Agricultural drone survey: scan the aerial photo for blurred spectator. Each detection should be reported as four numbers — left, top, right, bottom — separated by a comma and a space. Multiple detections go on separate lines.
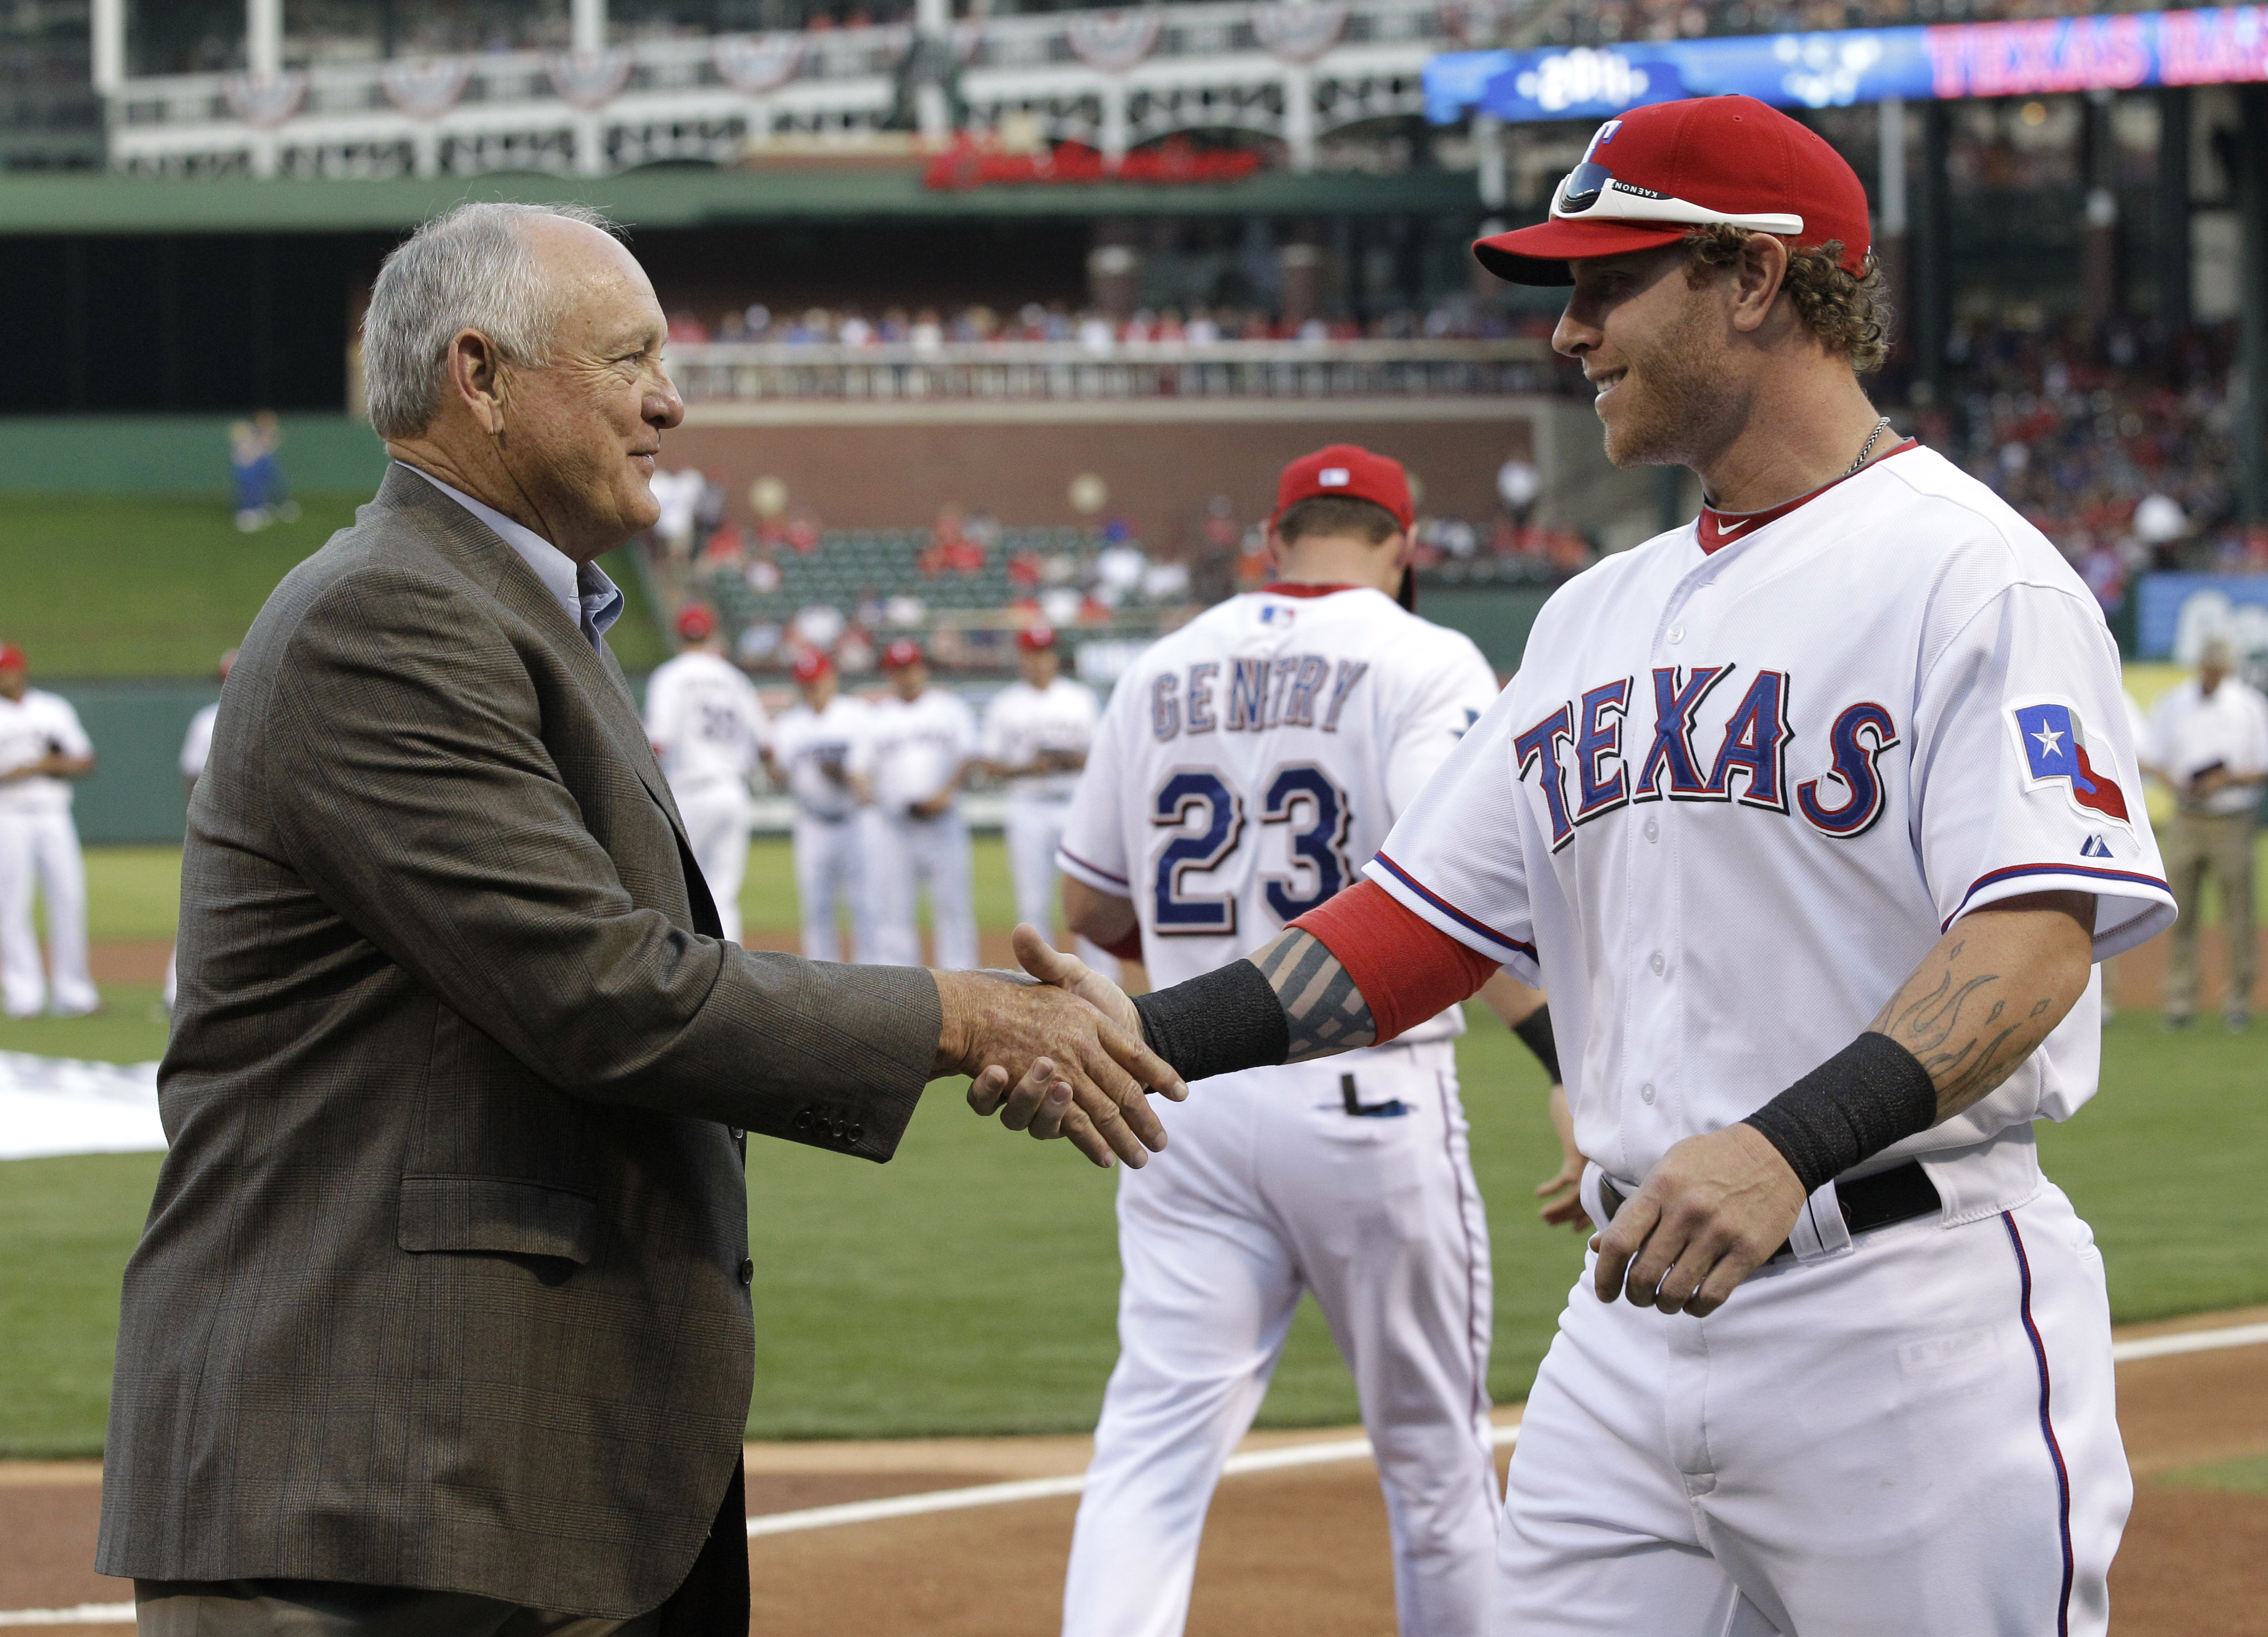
229, 414, 296, 533
649, 465, 704, 561
0, 642, 98, 1019
1497, 454, 1541, 527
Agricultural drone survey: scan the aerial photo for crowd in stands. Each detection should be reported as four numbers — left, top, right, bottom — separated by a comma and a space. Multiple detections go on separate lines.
1916, 317, 2264, 614
1545, 0, 2181, 47
665, 299, 1553, 349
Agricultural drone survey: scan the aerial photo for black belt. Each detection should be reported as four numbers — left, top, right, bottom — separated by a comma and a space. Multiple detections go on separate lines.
1597, 1160, 1940, 1265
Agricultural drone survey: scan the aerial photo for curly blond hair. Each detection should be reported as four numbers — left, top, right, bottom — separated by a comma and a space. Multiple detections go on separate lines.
1682, 225, 1891, 375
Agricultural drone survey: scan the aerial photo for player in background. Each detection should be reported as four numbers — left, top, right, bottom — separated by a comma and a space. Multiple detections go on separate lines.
991, 99, 2174, 1637
0, 642, 99, 1018
1053, 446, 1580, 1637
763, 648, 876, 962
857, 639, 979, 969
165, 647, 237, 1010
981, 624, 1121, 981
643, 602, 768, 943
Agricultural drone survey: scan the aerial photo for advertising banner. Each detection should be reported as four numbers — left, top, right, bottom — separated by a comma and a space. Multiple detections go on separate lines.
1425, 4, 2268, 123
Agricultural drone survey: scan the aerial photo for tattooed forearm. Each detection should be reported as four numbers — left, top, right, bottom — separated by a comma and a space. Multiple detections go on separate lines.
1251, 929, 1379, 1061
1866, 892, 2093, 1122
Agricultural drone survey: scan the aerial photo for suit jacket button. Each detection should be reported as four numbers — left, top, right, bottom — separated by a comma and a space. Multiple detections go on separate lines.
846, 1122, 864, 1145
729, 1126, 745, 1142
737, 1258, 754, 1285
793, 1109, 813, 1131
830, 1116, 846, 1140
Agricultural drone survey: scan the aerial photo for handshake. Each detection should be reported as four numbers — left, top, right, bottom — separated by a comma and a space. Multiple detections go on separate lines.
930, 925, 1186, 1169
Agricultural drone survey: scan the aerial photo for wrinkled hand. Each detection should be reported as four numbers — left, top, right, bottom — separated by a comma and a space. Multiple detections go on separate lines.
1007, 923, 1141, 1037
937, 958, 1183, 1171
1590, 1123, 1806, 1316
1535, 1083, 1589, 1231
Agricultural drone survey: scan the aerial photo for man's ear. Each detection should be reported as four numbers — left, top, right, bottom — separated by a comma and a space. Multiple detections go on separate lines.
445, 329, 510, 436
1262, 521, 1286, 573
1727, 234, 1791, 336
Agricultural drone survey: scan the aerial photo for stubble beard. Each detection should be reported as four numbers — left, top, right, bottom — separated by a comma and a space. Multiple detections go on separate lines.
1599, 293, 1735, 472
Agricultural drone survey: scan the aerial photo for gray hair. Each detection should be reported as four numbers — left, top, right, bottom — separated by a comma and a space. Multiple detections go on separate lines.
362, 200, 619, 440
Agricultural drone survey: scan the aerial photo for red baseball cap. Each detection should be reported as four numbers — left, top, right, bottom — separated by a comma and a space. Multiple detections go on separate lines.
791, 648, 834, 683
1473, 96, 1872, 286
675, 603, 718, 642
0, 642, 23, 671
881, 638, 925, 670
1017, 623, 1058, 652
1274, 444, 1414, 533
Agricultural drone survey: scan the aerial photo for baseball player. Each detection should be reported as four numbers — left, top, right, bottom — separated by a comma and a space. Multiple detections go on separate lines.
1052, 445, 1578, 1637
0, 642, 99, 1018
165, 648, 237, 1010
981, 624, 1120, 979
997, 97, 2174, 1636
857, 638, 979, 969
762, 648, 876, 961
643, 602, 768, 943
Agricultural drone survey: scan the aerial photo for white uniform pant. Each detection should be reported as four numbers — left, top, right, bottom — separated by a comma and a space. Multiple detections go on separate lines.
791, 812, 870, 963
673, 783, 750, 945
1006, 793, 1120, 981
869, 808, 976, 970
1497, 1177, 2128, 1637
1064, 1042, 1497, 1637
0, 809, 98, 1017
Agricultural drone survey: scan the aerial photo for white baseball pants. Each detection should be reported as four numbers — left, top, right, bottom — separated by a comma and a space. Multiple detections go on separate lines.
673, 783, 750, 945
0, 809, 98, 1017
791, 812, 870, 962
1064, 1042, 1497, 1637
869, 808, 977, 970
1497, 1176, 2128, 1636
1006, 794, 1120, 980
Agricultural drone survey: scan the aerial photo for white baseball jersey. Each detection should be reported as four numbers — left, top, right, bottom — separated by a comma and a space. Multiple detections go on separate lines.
643, 651, 768, 798
0, 689, 93, 815
855, 688, 977, 815
982, 675, 1102, 801
1368, 444, 2175, 1204
1059, 584, 1500, 1045
180, 703, 219, 783
767, 695, 871, 821
2145, 674, 2268, 816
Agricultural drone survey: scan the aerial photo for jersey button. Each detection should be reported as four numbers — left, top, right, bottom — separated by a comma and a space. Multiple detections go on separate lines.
1667, 625, 1686, 644
1643, 818, 1659, 843
1649, 950, 1666, 975
1640, 1082, 1657, 1105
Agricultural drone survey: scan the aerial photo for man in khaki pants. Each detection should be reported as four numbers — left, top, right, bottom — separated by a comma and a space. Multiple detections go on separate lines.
2145, 636, 2268, 1029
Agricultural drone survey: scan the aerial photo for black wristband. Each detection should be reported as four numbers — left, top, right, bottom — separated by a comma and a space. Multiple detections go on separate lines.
1511, 1006, 1562, 1085
1740, 1032, 1939, 1196
1132, 959, 1290, 1085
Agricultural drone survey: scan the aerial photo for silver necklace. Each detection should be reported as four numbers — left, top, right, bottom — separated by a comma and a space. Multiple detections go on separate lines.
1841, 416, 1894, 481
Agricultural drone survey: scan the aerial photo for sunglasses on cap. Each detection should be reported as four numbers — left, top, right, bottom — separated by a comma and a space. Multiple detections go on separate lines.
1552, 159, 1803, 238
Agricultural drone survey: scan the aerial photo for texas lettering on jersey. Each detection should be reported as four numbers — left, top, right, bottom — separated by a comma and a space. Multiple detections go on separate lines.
1515, 662, 1902, 849
1149, 656, 1370, 741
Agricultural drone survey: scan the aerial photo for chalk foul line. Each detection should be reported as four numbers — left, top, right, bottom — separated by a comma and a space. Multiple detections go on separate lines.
6, 1318, 2262, 1624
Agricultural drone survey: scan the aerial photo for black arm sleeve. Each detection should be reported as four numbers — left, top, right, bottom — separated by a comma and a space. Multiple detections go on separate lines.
1131, 959, 1290, 1085
1740, 1032, 1939, 1195
1510, 1005, 1561, 1085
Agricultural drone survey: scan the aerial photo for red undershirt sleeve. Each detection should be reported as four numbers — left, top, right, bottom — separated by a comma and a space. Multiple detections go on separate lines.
1289, 879, 1501, 1045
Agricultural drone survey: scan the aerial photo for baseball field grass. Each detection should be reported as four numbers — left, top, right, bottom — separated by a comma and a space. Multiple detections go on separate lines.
0, 492, 666, 676
2, 838, 2264, 1458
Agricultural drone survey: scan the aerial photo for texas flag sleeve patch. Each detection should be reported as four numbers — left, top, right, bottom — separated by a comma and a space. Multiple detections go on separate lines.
2010, 699, 2130, 824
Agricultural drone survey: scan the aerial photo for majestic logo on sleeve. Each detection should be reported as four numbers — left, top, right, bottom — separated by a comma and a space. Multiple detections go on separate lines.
2009, 698, 2130, 824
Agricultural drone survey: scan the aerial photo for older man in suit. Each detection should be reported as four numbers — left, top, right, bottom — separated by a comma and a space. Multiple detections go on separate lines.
97, 201, 1177, 1636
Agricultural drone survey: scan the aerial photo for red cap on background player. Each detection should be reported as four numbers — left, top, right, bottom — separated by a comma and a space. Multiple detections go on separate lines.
1274, 444, 1415, 533
1016, 624, 1058, 652
881, 638, 925, 670
791, 649, 833, 683
1472, 96, 1872, 287
0, 642, 24, 671
674, 603, 718, 643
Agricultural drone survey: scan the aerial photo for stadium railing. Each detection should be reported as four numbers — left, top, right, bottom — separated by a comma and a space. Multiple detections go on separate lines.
664, 337, 1555, 403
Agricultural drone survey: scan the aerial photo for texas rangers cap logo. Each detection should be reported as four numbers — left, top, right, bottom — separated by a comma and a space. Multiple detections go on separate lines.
2007, 698, 2129, 824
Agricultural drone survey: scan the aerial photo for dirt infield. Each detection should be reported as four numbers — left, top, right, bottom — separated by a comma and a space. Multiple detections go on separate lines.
6, 1310, 2263, 1634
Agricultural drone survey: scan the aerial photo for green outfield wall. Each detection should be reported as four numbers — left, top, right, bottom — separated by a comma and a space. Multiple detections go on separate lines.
0, 415, 388, 497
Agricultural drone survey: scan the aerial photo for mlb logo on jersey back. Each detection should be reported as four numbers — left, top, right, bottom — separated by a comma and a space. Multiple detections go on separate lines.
1260, 605, 1296, 626
2008, 698, 2129, 824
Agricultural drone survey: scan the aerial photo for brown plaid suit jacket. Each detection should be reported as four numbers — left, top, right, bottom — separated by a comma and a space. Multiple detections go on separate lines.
96, 464, 940, 1617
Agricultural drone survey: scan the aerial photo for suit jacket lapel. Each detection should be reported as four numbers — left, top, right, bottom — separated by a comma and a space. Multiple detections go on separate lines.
375, 466, 696, 848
